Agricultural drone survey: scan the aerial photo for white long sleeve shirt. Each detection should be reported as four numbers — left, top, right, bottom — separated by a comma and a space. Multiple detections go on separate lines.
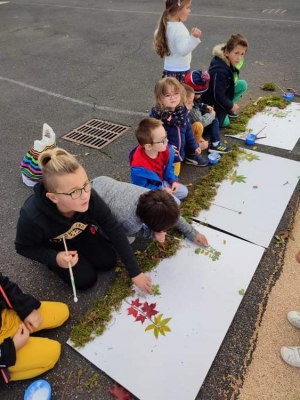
164, 22, 200, 71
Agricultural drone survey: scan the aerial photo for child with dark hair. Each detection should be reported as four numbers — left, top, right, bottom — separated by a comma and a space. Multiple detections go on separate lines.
15, 148, 152, 294
154, 0, 201, 83
184, 71, 232, 154
92, 176, 208, 246
201, 34, 249, 128
129, 118, 188, 205
0, 272, 69, 384
150, 77, 208, 176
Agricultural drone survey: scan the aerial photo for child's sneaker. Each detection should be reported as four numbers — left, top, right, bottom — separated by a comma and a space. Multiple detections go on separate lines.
209, 142, 232, 154
184, 154, 209, 167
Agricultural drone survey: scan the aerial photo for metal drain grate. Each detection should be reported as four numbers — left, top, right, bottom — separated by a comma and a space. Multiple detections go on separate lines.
62, 119, 130, 150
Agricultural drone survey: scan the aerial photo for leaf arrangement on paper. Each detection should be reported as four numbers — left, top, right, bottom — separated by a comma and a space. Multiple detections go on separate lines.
126, 298, 172, 339
194, 246, 221, 261
228, 170, 247, 185
238, 152, 260, 162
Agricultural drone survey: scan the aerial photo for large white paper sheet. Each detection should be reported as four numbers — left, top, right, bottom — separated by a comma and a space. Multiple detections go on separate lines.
194, 151, 300, 248
225, 102, 300, 150
68, 223, 264, 400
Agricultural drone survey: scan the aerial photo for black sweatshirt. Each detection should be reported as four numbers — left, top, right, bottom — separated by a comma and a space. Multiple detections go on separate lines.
15, 183, 141, 278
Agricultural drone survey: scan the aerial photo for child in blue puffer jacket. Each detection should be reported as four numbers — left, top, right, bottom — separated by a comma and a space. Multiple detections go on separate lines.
150, 77, 208, 176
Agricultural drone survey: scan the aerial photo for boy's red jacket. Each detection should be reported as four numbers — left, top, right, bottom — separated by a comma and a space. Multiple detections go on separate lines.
0, 273, 40, 384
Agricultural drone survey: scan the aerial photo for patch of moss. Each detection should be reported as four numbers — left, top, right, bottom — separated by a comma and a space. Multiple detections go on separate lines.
225, 95, 289, 136
260, 82, 276, 91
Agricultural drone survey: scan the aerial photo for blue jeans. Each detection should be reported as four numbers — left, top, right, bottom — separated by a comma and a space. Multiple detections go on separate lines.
204, 118, 220, 143
162, 181, 188, 205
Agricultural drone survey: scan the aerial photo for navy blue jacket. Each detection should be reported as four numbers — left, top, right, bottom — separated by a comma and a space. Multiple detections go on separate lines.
202, 44, 239, 126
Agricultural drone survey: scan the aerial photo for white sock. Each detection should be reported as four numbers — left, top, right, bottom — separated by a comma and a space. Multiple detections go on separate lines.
212, 141, 220, 147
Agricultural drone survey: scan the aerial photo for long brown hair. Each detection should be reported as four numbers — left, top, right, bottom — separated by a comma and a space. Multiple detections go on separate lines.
154, 0, 191, 58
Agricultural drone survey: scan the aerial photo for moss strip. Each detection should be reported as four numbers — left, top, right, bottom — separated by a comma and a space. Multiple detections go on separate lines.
224, 95, 289, 136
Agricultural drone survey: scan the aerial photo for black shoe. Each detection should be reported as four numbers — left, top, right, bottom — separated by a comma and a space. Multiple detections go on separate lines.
228, 111, 239, 118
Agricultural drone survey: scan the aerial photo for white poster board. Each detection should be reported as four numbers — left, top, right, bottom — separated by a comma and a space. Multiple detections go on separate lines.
194, 151, 300, 248
225, 102, 300, 150
68, 223, 264, 400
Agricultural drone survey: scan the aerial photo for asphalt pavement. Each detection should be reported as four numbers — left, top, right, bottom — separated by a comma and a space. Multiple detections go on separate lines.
0, 1, 300, 399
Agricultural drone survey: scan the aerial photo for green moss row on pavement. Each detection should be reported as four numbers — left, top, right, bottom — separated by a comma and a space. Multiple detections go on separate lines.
224, 95, 289, 136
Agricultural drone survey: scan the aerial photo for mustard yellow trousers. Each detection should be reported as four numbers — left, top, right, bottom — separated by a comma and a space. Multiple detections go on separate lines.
0, 301, 69, 381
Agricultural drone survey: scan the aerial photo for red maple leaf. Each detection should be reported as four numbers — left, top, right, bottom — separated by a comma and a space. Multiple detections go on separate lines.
141, 302, 158, 318
135, 314, 146, 324
127, 307, 138, 318
109, 383, 132, 400
131, 298, 142, 307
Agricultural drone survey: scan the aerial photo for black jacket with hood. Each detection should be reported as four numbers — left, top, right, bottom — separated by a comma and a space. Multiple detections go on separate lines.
202, 44, 239, 126
0, 273, 41, 384
15, 182, 141, 278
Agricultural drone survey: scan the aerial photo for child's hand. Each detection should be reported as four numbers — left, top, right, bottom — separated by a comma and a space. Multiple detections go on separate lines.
132, 273, 152, 294
296, 250, 300, 263
231, 103, 239, 112
163, 187, 173, 195
56, 250, 78, 269
24, 310, 42, 332
194, 233, 209, 247
171, 182, 179, 194
191, 28, 201, 38
206, 105, 214, 113
13, 324, 30, 351
195, 147, 202, 155
154, 231, 166, 243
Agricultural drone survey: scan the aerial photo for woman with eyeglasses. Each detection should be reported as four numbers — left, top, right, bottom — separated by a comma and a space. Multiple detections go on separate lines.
15, 148, 152, 294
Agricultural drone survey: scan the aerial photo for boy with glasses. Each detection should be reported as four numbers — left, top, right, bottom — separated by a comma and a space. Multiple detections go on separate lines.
129, 118, 188, 205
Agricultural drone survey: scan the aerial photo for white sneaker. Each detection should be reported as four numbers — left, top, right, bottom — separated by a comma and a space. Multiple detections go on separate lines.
281, 346, 300, 367
287, 311, 300, 329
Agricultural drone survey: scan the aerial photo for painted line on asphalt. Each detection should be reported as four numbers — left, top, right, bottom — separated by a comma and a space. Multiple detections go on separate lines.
8, 2, 300, 23
0, 76, 148, 117
0, 1, 10, 4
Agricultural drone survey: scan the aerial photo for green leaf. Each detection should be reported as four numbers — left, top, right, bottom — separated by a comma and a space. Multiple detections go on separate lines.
154, 326, 159, 339
162, 325, 171, 332
145, 324, 154, 331
195, 248, 201, 254
159, 317, 172, 327
152, 284, 161, 296
159, 328, 166, 336
238, 289, 245, 295
154, 313, 163, 324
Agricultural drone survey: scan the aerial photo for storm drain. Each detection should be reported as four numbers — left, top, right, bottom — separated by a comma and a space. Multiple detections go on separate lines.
61, 119, 130, 150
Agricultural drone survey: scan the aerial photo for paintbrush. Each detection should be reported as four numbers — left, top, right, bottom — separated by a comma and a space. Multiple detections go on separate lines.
62, 236, 78, 303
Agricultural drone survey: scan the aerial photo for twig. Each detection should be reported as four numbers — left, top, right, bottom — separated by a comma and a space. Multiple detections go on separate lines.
61, 370, 73, 400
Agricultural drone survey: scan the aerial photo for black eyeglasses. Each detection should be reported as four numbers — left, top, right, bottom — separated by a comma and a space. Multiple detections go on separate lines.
51, 180, 93, 200
152, 136, 168, 145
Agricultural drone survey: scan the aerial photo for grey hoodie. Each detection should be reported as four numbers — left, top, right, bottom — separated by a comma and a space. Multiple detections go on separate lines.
92, 177, 198, 242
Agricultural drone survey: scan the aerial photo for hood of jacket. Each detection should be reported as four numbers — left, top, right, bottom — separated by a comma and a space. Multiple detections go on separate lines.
211, 44, 230, 67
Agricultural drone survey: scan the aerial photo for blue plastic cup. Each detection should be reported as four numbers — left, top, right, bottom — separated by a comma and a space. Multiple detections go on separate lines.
245, 133, 256, 145
208, 153, 221, 165
24, 379, 52, 400
283, 92, 294, 101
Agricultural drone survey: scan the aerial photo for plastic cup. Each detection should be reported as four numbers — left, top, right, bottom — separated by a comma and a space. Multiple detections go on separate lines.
208, 153, 221, 165
283, 92, 294, 101
24, 379, 52, 400
245, 133, 256, 145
